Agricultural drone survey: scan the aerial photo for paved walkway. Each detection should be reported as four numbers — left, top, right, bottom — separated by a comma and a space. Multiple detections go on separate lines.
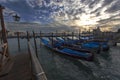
0, 53, 32, 80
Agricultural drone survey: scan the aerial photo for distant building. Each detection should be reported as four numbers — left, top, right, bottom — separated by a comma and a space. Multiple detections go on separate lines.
93, 26, 101, 35
117, 28, 120, 33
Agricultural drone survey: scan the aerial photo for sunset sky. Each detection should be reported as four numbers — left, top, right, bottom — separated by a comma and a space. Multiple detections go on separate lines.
0, 0, 120, 31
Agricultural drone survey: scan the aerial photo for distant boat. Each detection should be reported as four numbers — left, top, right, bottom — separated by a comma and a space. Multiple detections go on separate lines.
56, 37, 100, 53
41, 37, 94, 61
78, 36, 110, 51
81, 39, 110, 52
56, 37, 109, 53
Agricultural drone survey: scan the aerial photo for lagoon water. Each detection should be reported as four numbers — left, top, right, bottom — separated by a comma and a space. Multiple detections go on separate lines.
8, 38, 120, 80
6, 23, 120, 80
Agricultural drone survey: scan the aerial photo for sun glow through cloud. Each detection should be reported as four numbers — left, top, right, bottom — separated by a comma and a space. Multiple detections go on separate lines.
74, 14, 98, 26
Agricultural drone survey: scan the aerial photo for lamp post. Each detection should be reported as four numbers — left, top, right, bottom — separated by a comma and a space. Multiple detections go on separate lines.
13, 14, 21, 51
0, 5, 10, 57
0, 5, 7, 43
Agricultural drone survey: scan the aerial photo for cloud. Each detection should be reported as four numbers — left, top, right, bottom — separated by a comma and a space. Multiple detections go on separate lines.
1, 0, 120, 31
0, 0, 23, 3
0, 0, 7, 3
106, 0, 120, 13
20, 0, 120, 25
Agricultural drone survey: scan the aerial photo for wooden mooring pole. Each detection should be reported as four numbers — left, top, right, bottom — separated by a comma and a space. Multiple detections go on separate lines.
62, 32, 64, 39
33, 31, 38, 58
27, 31, 30, 42
51, 32, 54, 47
79, 29, 81, 40
17, 32, 21, 51
64, 32, 66, 41
72, 32, 74, 40
56, 30, 58, 37
27, 31, 30, 52
40, 31, 42, 48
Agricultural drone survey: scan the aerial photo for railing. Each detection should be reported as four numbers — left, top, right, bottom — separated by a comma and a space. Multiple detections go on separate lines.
28, 41, 47, 80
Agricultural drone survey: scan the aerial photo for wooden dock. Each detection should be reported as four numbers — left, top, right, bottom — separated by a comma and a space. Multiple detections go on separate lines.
0, 5, 46, 80
0, 31, 48, 80
0, 52, 32, 80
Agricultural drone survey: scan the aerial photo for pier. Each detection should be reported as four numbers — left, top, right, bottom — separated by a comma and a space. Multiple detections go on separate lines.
0, 5, 47, 80
0, 35, 48, 80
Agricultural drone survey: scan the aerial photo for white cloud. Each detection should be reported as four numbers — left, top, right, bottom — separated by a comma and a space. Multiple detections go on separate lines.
0, 0, 7, 3
26, 0, 42, 8
3, 7, 18, 16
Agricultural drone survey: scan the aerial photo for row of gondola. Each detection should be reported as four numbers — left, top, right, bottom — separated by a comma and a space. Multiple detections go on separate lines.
40, 36, 110, 61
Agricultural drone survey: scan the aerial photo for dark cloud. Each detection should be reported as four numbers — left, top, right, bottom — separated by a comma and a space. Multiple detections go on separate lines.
106, 1, 120, 13
44, 0, 51, 4
90, 7, 102, 15
80, 0, 85, 3
95, 12, 100, 16
88, 0, 100, 8
102, 0, 114, 7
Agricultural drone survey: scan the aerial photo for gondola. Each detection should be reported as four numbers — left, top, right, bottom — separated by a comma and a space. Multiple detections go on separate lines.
41, 37, 94, 61
56, 37, 100, 53
81, 39, 110, 51
57, 37, 109, 52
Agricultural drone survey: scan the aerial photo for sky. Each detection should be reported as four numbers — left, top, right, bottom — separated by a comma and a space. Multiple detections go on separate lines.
0, 0, 120, 31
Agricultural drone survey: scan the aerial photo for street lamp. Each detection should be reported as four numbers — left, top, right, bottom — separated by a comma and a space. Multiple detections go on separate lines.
13, 14, 20, 22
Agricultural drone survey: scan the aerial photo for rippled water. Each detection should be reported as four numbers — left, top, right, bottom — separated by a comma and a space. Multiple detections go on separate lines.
37, 41, 120, 80
8, 38, 120, 80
